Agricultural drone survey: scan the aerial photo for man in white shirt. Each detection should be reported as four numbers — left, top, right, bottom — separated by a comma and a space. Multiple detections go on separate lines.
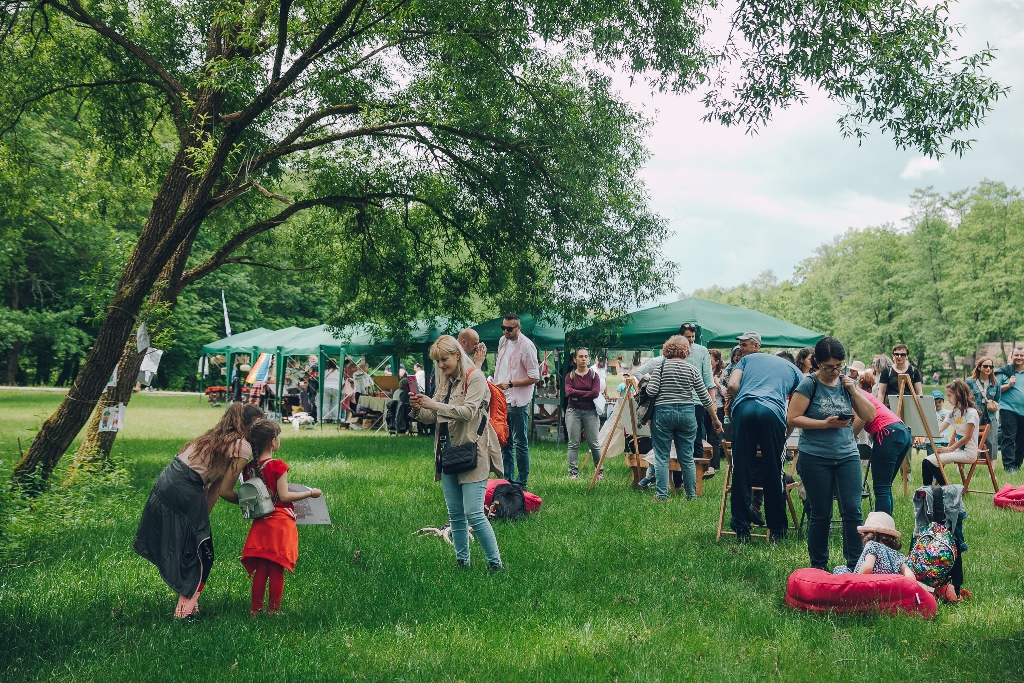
493, 314, 541, 488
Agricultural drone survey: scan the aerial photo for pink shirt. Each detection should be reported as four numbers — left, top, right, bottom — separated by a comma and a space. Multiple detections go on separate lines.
861, 389, 902, 438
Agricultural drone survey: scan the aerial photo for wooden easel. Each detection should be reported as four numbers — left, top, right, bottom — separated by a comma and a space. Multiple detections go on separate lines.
589, 383, 642, 489
894, 373, 947, 490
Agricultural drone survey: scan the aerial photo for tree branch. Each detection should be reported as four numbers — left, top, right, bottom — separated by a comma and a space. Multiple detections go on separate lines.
219, 257, 324, 273
49, 0, 188, 99
272, 0, 292, 82
0, 78, 161, 138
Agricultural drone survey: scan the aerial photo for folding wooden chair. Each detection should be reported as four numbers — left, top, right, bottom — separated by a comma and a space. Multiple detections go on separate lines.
960, 424, 999, 495
717, 442, 800, 541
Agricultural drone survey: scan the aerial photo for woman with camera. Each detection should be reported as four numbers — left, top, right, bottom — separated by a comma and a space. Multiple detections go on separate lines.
410, 335, 504, 570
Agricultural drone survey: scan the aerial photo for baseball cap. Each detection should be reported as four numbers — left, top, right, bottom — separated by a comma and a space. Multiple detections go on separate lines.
736, 332, 761, 343
931, 390, 945, 400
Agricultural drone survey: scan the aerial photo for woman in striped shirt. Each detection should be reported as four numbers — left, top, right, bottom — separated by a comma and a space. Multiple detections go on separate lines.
628, 336, 723, 500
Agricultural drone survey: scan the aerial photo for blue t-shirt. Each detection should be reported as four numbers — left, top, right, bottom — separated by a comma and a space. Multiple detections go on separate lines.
731, 353, 803, 424
794, 375, 859, 460
998, 369, 1024, 415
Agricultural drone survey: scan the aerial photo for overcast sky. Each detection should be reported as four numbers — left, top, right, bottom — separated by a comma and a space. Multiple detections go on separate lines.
617, 0, 1024, 301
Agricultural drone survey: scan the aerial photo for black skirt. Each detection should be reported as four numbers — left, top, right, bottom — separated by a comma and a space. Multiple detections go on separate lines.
133, 457, 213, 597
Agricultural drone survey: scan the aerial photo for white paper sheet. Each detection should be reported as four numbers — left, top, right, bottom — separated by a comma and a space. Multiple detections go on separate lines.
287, 484, 331, 525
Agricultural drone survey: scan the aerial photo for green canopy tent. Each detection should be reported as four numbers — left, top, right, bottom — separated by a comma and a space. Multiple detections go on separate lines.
199, 327, 274, 399
572, 298, 824, 350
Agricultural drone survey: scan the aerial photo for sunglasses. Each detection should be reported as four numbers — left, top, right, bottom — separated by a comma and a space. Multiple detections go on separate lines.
501, 326, 518, 332
981, 364, 993, 369
893, 352, 908, 357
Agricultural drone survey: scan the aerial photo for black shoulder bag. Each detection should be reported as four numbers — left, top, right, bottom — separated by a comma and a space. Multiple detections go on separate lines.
438, 378, 486, 475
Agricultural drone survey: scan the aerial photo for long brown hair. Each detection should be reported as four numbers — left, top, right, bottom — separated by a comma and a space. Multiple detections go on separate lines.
972, 356, 994, 382
184, 403, 264, 470
945, 379, 977, 413
247, 419, 281, 456
709, 348, 724, 374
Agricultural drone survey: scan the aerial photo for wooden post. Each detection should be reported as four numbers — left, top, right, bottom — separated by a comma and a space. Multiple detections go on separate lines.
590, 384, 635, 489
895, 373, 947, 487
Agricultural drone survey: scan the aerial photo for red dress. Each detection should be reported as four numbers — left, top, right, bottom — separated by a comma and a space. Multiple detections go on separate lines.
240, 458, 299, 573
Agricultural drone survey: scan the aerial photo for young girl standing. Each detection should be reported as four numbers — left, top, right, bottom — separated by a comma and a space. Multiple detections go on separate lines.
231, 419, 321, 614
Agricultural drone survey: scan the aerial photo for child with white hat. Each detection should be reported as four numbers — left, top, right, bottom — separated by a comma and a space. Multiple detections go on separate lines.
832, 511, 916, 579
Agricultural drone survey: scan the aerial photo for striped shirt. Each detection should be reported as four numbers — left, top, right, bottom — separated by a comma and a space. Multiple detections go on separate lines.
635, 357, 713, 409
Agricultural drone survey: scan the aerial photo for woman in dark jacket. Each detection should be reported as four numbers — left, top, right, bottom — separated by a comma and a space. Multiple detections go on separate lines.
134, 403, 264, 618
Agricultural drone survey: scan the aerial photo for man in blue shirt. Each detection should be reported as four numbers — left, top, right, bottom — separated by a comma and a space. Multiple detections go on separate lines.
727, 333, 802, 541
996, 347, 1024, 472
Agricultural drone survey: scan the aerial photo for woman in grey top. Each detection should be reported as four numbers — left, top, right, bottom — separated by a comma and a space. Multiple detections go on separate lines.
628, 336, 723, 500
787, 337, 875, 571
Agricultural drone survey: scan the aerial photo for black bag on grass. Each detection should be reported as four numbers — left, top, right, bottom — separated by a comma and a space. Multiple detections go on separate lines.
489, 483, 527, 521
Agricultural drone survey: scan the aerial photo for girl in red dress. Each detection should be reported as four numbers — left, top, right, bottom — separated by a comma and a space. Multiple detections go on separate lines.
237, 419, 321, 614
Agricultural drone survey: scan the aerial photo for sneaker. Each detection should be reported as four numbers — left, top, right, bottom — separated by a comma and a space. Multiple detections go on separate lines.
570, 473, 578, 480
702, 467, 717, 480
455, 559, 470, 570
768, 529, 786, 544
487, 562, 505, 572
637, 476, 652, 489
652, 495, 669, 503
597, 471, 604, 481
736, 532, 751, 545
749, 505, 765, 526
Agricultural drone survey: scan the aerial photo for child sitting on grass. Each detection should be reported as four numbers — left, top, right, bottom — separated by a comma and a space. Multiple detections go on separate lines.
231, 419, 321, 615
833, 511, 916, 579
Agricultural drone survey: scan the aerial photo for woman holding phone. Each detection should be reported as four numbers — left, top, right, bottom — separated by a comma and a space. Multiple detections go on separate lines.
787, 337, 875, 571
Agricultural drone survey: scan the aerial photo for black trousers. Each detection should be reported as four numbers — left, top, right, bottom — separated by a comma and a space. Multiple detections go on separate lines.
729, 401, 788, 535
999, 409, 1024, 470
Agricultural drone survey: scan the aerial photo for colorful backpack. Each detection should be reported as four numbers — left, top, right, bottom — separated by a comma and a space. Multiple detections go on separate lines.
908, 485, 959, 588
907, 522, 957, 587
467, 367, 509, 446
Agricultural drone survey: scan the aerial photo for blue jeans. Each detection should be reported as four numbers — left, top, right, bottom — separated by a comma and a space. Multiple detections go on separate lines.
440, 475, 502, 566
797, 452, 863, 571
729, 401, 788, 536
870, 422, 912, 515
651, 403, 697, 499
501, 405, 530, 486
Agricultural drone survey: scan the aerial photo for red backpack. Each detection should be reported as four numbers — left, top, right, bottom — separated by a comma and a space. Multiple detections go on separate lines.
467, 367, 509, 446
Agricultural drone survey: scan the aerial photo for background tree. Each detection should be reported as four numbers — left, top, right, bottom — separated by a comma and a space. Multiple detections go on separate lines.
690, 182, 1024, 374
0, 0, 1005, 488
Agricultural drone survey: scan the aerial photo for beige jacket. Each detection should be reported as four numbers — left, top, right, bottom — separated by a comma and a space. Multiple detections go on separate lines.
412, 367, 503, 483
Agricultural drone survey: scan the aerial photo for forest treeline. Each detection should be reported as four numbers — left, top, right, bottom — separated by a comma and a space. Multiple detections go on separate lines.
688, 183, 1024, 373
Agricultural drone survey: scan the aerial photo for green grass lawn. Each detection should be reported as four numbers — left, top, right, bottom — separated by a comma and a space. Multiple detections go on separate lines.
1, 389, 1023, 682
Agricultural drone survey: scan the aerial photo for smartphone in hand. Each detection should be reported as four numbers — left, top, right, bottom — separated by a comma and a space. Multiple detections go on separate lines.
407, 375, 418, 395
837, 413, 854, 422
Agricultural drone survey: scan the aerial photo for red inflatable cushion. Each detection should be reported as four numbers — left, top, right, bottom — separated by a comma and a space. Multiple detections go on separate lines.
994, 484, 1024, 511
785, 568, 937, 619
484, 479, 542, 513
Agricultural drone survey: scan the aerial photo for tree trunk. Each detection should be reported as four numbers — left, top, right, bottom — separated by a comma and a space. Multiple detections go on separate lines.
12, 150, 200, 489
5, 342, 22, 385
67, 343, 146, 480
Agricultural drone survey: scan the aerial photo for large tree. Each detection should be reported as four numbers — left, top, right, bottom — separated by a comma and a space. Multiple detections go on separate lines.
1, 0, 1005, 487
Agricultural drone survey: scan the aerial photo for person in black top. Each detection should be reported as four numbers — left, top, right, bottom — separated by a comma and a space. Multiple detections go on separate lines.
875, 343, 923, 398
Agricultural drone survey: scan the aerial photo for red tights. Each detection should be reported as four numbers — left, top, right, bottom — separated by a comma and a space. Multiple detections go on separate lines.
250, 559, 285, 613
